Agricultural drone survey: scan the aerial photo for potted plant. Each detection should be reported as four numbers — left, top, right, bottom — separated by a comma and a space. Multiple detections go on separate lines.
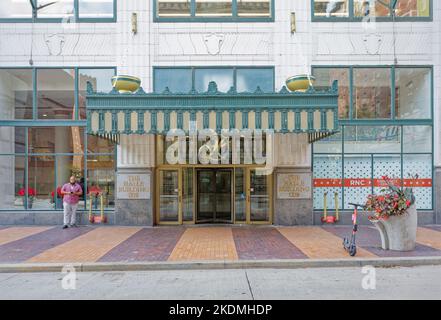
364, 175, 417, 251
18, 187, 37, 209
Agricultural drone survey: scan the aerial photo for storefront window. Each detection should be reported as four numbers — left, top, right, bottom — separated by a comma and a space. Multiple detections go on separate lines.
79, 68, 115, 119
157, 0, 191, 17
37, 69, 75, 119
403, 126, 432, 153
78, 0, 114, 18
28, 155, 55, 210
0, 156, 25, 210
234, 168, 246, 221
87, 135, 115, 154
0, 69, 33, 120
353, 68, 391, 119
313, 124, 433, 210
237, 0, 271, 17
344, 126, 401, 154
250, 170, 270, 222
395, 68, 431, 119
87, 155, 115, 209
236, 68, 274, 93
313, 68, 350, 119
0, 127, 25, 154
313, 0, 349, 17
28, 127, 84, 154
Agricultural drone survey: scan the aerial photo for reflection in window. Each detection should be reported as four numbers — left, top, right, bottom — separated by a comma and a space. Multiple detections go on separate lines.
403, 126, 432, 153
313, 0, 349, 17
0, 69, 33, 120
78, 68, 115, 119
28, 155, 55, 210
37, 69, 75, 119
79, 0, 114, 18
395, 68, 431, 119
396, 0, 430, 17
157, 0, 191, 17
313, 68, 350, 118
236, 68, 273, 93
37, 0, 74, 18
0, 156, 25, 210
344, 126, 401, 154
87, 155, 114, 209
154, 68, 192, 93
28, 127, 84, 154
353, 68, 391, 119
0, 0, 32, 19
195, 0, 232, 16
195, 68, 234, 92
87, 135, 115, 154
237, 0, 270, 17
354, 0, 391, 17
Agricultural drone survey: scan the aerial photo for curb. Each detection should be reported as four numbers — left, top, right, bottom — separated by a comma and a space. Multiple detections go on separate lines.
1, 256, 441, 273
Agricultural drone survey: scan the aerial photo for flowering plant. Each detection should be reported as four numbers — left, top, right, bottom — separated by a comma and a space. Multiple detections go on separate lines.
17, 187, 37, 199
51, 186, 63, 199
365, 175, 416, 221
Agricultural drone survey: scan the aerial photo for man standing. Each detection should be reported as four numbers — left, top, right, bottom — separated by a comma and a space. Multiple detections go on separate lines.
61, 176, 83, 229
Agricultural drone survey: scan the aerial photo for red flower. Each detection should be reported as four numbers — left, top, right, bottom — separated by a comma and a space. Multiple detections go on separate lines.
18, 188, 36, 197
406, 200, 411, 207
378, 196, 385, 202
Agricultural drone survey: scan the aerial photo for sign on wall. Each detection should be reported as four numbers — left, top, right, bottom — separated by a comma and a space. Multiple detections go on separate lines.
117, 173, 151, 200
277, 173, 312, 200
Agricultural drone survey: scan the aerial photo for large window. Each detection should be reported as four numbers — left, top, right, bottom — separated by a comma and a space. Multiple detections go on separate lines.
312, 0, 432, 21
313, 125, 433, 210
154, 67, 274, 93
0, 67, 116, 121
313, 66, 432, 120
0, 69, 33, 120
0, 0, 116, 22
155, 0, 273, 21
0, 127, 115, 211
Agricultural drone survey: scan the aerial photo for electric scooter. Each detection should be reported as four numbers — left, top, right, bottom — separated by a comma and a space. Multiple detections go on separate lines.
343, 203, 365, 257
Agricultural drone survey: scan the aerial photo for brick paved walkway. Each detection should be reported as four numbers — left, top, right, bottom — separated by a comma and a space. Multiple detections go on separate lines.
0, 225, 440, 264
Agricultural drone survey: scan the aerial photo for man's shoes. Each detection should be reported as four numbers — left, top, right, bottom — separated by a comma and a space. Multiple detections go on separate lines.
62, 225, 69, 229
70, 224, 78, 228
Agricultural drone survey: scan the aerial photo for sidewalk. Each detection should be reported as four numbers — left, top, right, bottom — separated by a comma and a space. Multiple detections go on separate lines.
0, 225, 441, 271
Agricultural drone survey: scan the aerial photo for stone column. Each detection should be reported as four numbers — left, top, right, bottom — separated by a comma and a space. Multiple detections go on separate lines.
115, 134, 155, 226
273, 133, 313, 225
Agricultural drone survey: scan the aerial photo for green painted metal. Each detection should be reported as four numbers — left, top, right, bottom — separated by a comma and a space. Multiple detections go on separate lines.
86, 80, 339, 135
153, 0, 275, 23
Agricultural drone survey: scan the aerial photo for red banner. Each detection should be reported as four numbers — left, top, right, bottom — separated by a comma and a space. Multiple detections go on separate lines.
313, 178, 432, 188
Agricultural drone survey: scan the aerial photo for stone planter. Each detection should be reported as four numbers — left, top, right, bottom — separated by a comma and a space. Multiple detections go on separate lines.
371, 205, 417, 251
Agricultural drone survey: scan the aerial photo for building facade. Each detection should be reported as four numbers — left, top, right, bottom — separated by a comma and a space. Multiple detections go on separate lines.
0, 0, 439, 226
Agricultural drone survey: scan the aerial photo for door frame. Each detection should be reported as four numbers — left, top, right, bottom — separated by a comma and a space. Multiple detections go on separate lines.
155, 167, 182, 225
196, 168, 233, 224
155, 165, 273, 225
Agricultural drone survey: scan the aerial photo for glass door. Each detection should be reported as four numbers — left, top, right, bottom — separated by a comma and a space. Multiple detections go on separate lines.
247, 169, 272, 224
196, 169, 232, 223
157, 169, 181, 224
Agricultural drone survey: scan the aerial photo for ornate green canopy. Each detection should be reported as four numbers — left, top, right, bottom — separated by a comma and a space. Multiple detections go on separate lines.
86, 81, 339, 143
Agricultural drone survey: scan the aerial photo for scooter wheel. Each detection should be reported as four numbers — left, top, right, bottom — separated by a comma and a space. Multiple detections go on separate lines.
349, 245, 357, 257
